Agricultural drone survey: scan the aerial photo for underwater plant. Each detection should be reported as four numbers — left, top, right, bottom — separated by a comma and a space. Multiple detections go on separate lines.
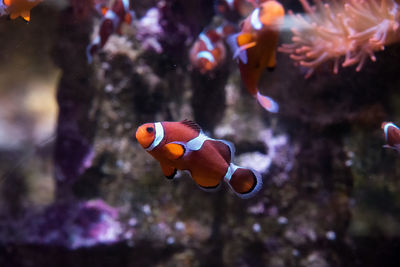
279, 0, 400, 77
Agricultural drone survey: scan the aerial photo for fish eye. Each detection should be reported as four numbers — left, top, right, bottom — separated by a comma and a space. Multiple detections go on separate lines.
146, 127, 154, 133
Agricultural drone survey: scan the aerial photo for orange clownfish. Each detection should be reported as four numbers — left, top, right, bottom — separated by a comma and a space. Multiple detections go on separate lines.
2, 0, 42, 21
214, 0, 255, 21
382, 122, 400, 153
135, 120, 262, 198
189, 24, 236, 73
227, 0, 284, 112
189, 29, 226, 74
86, 0, 135, 63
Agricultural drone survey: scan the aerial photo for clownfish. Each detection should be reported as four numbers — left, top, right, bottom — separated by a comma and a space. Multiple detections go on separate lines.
227, 0, 284, 112
2, 0, 42, 21
189, 24, 236, 73
214, 0, 255, 21
86, 0, 134, 63
135, 120, 263, 198
382, 122, 400, 153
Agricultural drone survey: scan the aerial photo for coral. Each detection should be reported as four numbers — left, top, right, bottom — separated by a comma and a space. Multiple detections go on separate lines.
279, 0, 400, 77
236, 128, 296, 186
0, 3, 7, 16
136, 7, 164, 53
0, 200, 124, 249
136, 0, 213, 58
52, 5, 97, 192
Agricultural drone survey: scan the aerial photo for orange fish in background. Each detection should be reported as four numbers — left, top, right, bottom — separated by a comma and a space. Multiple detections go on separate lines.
227, 0, 284, 112
382, 122, 400, 153
214, 0, 255, 21
189, 24, 236, 73
86, 0, 135, 63
189, 29, 226, 74
135, 120, 263, 198
2, 0, 42, 21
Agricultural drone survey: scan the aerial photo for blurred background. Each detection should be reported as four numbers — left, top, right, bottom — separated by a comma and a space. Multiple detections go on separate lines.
1, 0, 400, 266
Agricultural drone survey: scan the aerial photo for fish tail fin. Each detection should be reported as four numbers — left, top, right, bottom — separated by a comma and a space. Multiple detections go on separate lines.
225, 164, 262, 199
256, 91, 279, 113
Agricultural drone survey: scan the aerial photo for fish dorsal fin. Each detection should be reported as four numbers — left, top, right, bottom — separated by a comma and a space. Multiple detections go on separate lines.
180, 119, 202, 133
209, 139, 235, 164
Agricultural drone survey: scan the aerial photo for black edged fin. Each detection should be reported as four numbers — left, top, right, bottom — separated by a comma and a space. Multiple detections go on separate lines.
209, 139, 235, 164
228, 167, 262, 199
267, 66, 275, 72
165, 168, 177, 180
240, 175, 257, 194
198, 183, 222, 193
180, 119, 201, 133
160, 163, 177, 180
388, 126, 400, 144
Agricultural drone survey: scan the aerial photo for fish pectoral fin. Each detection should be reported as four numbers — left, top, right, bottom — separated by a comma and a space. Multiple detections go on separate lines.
227, 33, 256, 64
233, 41, 256, 64
164, 142, 186, 160
239, 41, 257, 51
237, 33, 254, 46
21, 11, 31, 22
160, 163, 177, 180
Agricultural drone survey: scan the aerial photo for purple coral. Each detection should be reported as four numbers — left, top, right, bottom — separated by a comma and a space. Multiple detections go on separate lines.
137, 7, 164, 53
0, 200, 124, 249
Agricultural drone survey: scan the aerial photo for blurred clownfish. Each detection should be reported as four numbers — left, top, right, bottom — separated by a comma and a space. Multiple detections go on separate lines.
382, 122, 400, 153
189, 24, 236, 74
2, 0, 42, 21
135, 120, 263, 198
227, 0, 284, 112
86, 0, 134, 63
214, 0, 255, 21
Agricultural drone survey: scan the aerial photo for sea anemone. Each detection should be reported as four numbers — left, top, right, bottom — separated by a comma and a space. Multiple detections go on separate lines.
279, 0, 400, 78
